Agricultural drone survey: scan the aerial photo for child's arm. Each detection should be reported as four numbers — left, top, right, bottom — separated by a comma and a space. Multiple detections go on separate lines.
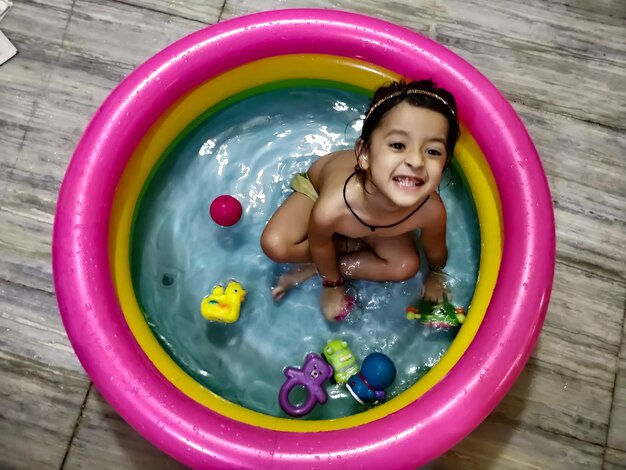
308, 199, 349, 321
420, 202, 447, 270
307, 200, 341, 282
420, 201, 448, 303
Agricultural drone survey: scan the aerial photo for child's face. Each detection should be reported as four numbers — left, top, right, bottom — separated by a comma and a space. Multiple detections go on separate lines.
360, 102, 449, 208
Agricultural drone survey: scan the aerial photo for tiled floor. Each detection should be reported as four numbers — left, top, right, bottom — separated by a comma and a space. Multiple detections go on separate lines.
1, 0, 625, 468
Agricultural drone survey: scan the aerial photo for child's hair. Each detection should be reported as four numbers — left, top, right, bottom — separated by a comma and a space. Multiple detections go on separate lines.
359, 80, 460, 169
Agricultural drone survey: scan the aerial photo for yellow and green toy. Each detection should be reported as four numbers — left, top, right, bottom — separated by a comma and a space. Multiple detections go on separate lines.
322, 339, 359, 385
201, 281, 246, 323
406, 297, 466, 328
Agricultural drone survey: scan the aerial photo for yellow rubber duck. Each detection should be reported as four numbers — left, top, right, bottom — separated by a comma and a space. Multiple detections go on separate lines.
200, 281, 246, 323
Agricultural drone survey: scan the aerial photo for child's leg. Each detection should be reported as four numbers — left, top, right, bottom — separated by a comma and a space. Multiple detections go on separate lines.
268, 236, 366, 300
271, 264, 318, 300
261, 193, 315, 263
262, 195, 370, 299
339, 232, 420, 282
261, 193, 317, 300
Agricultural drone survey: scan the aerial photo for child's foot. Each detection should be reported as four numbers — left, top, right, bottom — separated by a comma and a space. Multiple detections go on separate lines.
335, 295, 356, 321
271, 264, 317, 300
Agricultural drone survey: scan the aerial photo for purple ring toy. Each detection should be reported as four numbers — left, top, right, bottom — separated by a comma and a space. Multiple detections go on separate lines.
279, 353, 333, 417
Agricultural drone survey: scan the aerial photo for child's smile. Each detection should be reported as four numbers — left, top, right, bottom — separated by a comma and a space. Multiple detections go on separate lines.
392, 174, 425, 190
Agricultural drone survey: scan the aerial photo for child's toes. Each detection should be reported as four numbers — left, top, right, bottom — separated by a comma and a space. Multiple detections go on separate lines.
271, 285, 286, 301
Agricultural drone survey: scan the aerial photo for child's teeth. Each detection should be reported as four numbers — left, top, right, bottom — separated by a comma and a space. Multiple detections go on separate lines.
396, 176, 419, 186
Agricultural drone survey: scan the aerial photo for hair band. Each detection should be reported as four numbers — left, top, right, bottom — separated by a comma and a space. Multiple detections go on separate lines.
365, 89, 456, 120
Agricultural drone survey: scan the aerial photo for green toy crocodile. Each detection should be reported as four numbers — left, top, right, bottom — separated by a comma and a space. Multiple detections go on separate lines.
405, 297, 466, 328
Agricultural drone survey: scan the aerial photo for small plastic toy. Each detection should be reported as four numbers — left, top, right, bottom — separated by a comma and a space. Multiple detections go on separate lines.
346, 352, 396, 405
406, 297, 466, 328
200, 281, 246, 323
210, 194, 242, 227
279, 353, 333, 417
322, 339, 359, 385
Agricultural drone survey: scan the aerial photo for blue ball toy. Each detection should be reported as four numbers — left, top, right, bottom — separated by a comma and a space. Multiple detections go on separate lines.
346, 352, 397, 404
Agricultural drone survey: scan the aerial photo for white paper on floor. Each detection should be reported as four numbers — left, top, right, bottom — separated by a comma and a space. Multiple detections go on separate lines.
0, 0, 16, 66
0, 0, 12, 21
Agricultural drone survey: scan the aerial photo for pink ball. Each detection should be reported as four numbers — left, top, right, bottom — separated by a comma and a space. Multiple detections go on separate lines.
210, 195, 242, 227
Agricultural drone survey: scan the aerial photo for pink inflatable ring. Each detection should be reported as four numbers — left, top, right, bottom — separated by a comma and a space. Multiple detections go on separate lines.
53, 9, 555, 468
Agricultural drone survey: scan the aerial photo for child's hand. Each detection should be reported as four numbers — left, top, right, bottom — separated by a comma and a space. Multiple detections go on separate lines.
423, 271, 449, 304
321, 286, 350, 321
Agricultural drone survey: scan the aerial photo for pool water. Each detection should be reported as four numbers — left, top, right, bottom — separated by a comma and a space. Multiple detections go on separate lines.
131, 87, 480, 420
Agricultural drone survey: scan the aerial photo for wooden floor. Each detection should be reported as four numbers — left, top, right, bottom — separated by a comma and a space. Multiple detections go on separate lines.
1, 0, 625, 468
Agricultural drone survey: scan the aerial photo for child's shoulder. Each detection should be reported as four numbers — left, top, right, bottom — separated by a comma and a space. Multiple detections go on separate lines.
421, 192, 447, 225
309, 150, 354, 191
308, 152, 353, 224
309, 149, 353, 174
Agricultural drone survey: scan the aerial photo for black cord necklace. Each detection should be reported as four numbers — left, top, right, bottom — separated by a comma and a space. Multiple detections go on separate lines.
342, 171, 430, 232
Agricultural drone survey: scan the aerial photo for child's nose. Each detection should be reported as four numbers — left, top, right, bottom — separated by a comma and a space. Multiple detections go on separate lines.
405, 151, 425, 168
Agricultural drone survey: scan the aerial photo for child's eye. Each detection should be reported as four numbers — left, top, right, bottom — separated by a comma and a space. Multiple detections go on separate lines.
390, 142, 405, 150
426, 148, 443, 156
